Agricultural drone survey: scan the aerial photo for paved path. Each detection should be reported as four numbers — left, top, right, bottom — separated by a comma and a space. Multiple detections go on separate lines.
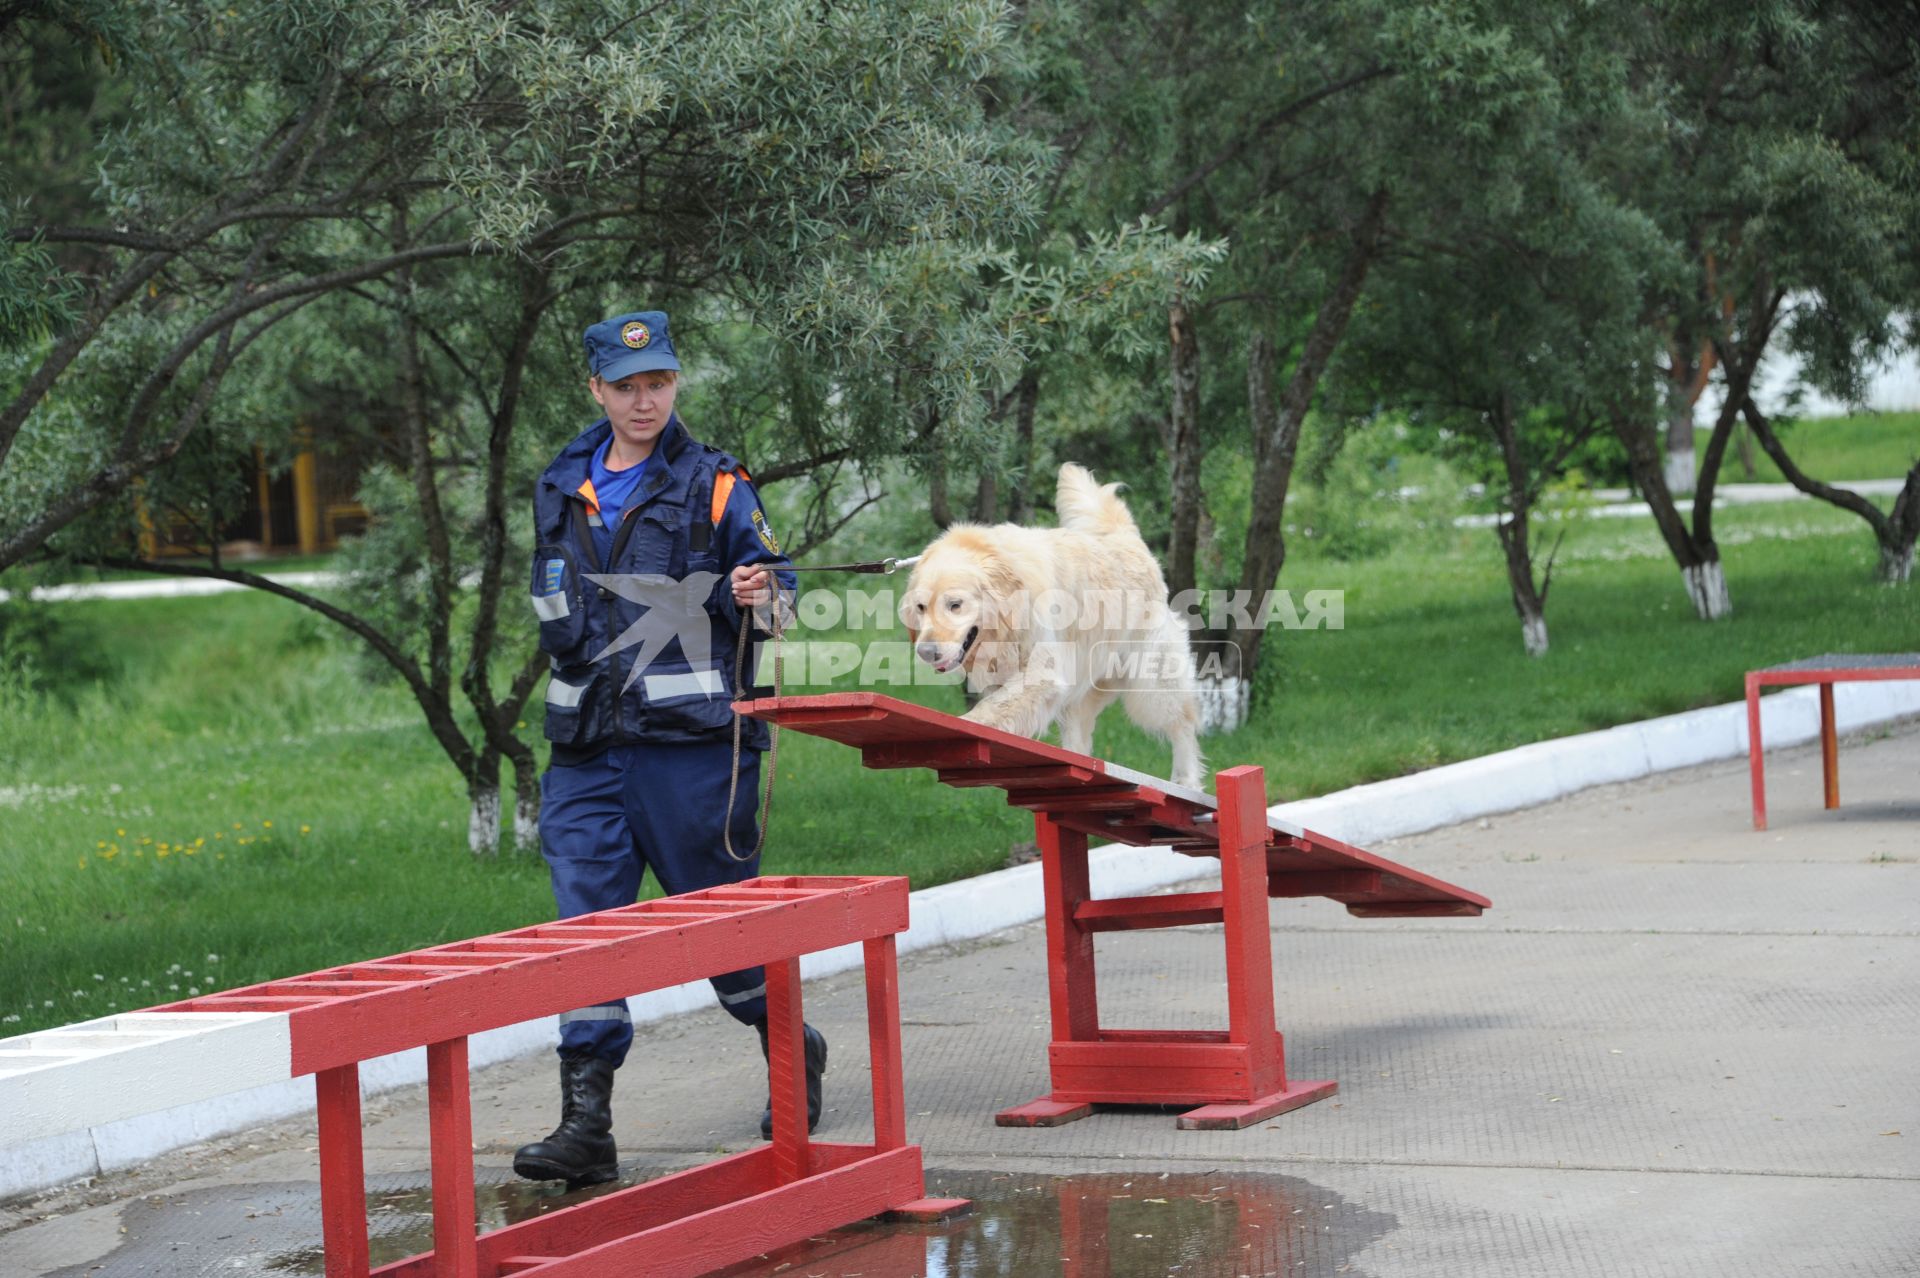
2, 721, 1915, 1276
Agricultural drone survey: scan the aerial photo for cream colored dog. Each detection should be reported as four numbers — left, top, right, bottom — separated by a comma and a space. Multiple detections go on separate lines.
902, 463, 1206, 789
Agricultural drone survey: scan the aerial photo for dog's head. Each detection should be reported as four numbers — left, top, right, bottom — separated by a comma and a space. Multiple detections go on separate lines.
900, 527, 1022, 675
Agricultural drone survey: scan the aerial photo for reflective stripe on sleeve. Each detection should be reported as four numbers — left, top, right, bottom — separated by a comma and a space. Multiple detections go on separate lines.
642, 668, 726, 700
531, 590, 571, 621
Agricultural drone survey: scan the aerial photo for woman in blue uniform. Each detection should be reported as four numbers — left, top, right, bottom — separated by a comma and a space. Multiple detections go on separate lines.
513, 310, 822, 1187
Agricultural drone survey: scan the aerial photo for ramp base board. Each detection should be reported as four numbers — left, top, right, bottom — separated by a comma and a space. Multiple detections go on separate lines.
1176, 1078, 1338, 1130
994, 1097, 1095, 1128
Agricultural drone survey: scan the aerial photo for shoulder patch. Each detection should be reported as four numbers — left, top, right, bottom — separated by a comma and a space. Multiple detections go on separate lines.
751, 508, 781, 555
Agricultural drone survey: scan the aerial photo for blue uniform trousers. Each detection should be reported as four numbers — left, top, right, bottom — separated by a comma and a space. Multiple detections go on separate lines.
540, 740, 768, 1066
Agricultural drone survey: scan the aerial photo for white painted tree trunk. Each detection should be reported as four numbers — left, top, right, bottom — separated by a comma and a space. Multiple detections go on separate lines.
1682, 559, 1732, 620
1194, 672, 1251, 734
1521, 613, 1549, 657
468, 786, 501, 857
513, 785, 539, 853
1663, 447, 1696, 498
1879, 542, 1914, 584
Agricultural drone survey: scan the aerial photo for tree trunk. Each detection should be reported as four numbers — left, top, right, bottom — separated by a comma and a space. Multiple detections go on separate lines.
1231, 189, 1390, 699
1491, 399, 1552, 657
973, 468, 999, 523
1740, 396, 1919, 585
511, 747, 540, 853
1681, 560, 1731, 618
467, 750, 502, 857
925, 406, 952, 529
1662, 396, 1697, 496
1881, 541, 1915, 585
1165, 296, 1203, 598
1733, 419, 1759, 480
1007, 366, 1040, 524
1191, 326, 1278, 732
1610, 406, 1730, 620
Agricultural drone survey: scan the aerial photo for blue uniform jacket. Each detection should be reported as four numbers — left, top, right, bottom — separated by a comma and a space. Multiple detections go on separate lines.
530, 414, 795, 762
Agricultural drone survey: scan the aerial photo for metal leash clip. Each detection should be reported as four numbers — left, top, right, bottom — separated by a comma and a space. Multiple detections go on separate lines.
778, 554, 922, 575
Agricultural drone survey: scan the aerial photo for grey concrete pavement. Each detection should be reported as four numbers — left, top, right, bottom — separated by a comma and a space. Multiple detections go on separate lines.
3, 720, 1915, 1276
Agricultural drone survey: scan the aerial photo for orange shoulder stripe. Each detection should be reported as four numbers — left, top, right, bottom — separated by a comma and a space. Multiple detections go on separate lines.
711, 470, 737, 525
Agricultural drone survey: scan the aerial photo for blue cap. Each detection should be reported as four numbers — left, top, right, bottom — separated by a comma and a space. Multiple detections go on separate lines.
583, 310, 681, 381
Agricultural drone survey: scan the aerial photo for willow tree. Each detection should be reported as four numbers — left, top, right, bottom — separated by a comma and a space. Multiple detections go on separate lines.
5, 0, 1049, 852
1603, 0, 1920, 616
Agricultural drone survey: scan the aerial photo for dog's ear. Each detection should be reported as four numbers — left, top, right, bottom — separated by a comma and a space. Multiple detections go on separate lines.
898, 586, 922, 642
977, 553, 1024, 626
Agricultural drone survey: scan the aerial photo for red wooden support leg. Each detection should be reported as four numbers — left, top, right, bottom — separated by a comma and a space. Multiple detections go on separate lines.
997, 813, 1097, 1128
426, 1038, 478, 1278
765, 956, 811, 1183
1219, 766, 1280, 1084
864, 935, 907, 1152
1819, 682, 1840, 810
1178, 766, 1334, 1131
1747, 673, 1768, 831
866, 935, 972, 1223
315, 1063, 369, 1278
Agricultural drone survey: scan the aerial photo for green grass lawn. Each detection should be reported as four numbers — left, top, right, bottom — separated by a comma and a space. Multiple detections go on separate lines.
1695, 409, 1918, 484
3, 497, 1916, 1034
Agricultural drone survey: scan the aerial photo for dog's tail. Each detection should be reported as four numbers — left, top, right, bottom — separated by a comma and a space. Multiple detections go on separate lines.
1056, 463, 1136, 537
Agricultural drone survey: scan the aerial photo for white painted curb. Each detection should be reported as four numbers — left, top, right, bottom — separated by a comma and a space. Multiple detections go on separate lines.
4, 677, 1916, 1203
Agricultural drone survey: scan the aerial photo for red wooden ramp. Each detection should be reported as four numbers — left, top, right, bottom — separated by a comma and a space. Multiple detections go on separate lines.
149, 875, 965, 1277
738, 692, 1491, 1131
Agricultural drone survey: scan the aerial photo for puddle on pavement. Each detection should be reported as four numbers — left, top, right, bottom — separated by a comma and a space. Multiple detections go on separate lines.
47, 1164, 1391, 1277
717, 1168, 1394, 1278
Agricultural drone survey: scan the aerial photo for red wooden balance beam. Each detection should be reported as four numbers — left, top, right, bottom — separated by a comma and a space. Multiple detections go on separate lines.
1744, 653, 1920, 830
737, 693, 1491, 1130
146, 875, 965, 1278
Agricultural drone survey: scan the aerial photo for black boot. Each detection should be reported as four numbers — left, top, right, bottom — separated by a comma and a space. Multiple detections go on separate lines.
513, 1053, 618, 1186
755, 1019, 827, 1140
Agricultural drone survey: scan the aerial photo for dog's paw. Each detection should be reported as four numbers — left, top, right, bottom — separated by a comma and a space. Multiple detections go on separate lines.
960, 702, 1001, 727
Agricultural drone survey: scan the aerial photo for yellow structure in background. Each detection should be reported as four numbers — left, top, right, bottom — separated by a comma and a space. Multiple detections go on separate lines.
137, 433, 371, 560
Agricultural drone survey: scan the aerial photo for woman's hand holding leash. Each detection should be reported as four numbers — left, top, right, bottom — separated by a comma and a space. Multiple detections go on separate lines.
729, 563, 776, 607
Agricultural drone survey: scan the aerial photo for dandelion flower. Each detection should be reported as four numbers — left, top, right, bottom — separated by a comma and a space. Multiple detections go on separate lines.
263, 820, 272, 828
300, 825, 311, 835
116, 828, 125, 836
